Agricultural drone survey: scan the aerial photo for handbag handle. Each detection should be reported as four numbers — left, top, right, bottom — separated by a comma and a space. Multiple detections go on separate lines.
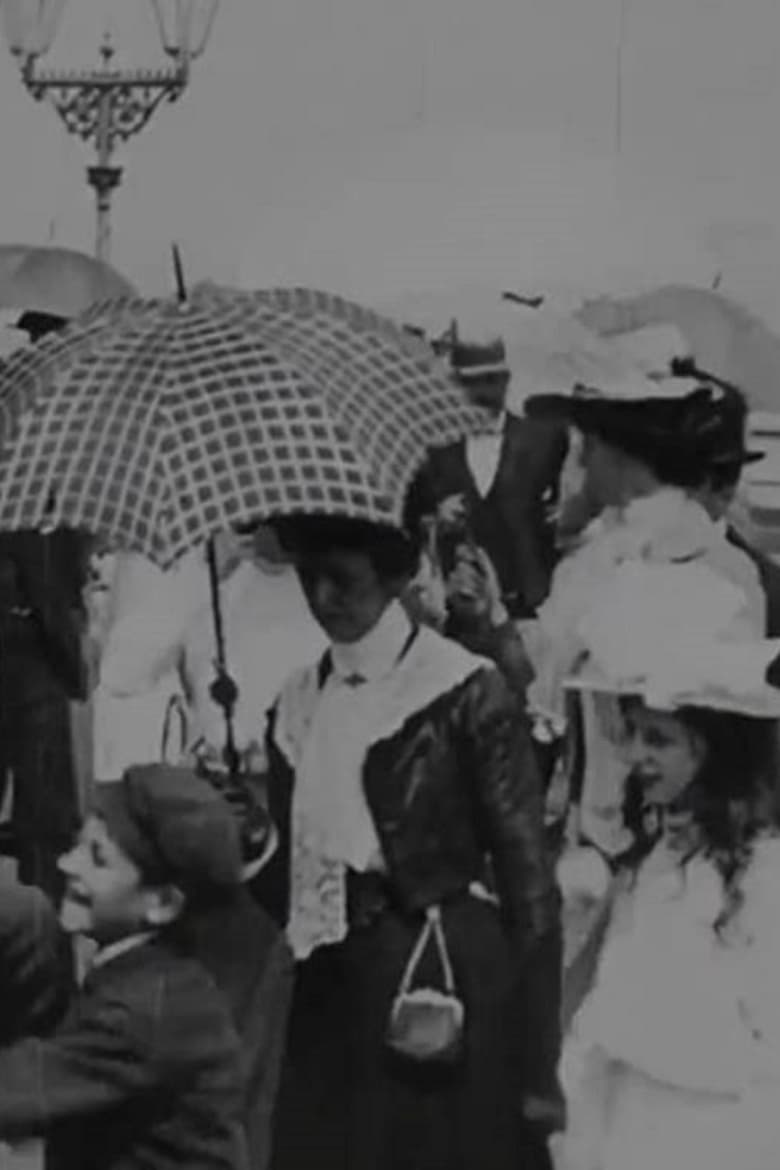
161, 693, 189, 764
397, 906, 456, 997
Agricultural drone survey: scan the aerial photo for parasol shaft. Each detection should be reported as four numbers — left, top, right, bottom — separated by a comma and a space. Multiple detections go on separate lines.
205, 536, 240, 777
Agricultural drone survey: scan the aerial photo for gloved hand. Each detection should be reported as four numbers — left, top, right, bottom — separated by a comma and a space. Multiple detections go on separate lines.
446, 542, 507, 627
403, 547, 448, 631
436, 493, 469, 527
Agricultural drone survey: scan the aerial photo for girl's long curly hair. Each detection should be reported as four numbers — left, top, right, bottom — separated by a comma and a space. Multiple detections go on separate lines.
620, 701, 780, 935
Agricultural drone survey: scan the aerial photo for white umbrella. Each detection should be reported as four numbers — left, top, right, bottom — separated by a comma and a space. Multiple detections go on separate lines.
375, 284, 645, 413
239, 128, 716, 305
0, 244, 135, 318
577, 284, 780, 412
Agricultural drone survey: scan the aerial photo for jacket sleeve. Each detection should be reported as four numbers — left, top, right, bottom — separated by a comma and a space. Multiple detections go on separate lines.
462, 665, 565, 1128
446, 616, 534, 699
0, 881, 71, 1044
462, 666, 557, 942
0, 995, 159, 1140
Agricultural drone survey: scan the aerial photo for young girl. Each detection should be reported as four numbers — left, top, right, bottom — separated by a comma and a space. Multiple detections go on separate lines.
555, 635, 780, 1170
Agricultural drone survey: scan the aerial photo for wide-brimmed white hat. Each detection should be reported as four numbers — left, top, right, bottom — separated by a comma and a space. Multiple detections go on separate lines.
565, 560, 780, 718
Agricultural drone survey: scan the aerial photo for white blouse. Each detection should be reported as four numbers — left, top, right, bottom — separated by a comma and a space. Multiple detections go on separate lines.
570, 835, 780, 1094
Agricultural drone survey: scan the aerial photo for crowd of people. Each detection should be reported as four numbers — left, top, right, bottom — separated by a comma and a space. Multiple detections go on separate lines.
1, 303, 780, 1170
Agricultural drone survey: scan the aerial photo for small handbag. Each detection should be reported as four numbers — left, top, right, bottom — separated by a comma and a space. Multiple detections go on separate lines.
385, 905, 465, 1065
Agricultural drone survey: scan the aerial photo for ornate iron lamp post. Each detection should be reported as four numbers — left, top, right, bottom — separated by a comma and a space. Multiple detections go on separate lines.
1, 0, 219, 262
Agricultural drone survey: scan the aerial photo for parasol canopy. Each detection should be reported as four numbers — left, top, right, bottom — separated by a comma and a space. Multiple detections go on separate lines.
0, 283, 484, 567
577, 285, 780, 413
378, 285, 645, 411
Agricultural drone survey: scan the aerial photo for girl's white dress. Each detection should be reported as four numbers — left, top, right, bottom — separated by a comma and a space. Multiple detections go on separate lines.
554, 834, 780, 1170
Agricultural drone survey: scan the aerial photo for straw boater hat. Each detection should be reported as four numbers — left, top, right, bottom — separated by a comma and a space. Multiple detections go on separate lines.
564, 559, 780, 718
448, 320, 510, 384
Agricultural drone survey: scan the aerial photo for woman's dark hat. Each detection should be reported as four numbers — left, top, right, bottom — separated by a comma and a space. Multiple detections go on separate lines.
669, 358, 764, 469
525, 379, 712, 459
525, 371, 763, 472
93, 764, 244, 897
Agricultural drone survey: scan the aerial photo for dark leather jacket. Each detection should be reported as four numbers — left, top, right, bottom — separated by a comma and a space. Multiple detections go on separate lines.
260, 658, 563, 1119
264, 662, 556, 940
444, 613, 535, 700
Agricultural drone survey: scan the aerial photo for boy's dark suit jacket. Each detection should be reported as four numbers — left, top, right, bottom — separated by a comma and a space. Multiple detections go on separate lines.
0, 936, 248, 1170
421, 415, 568, 617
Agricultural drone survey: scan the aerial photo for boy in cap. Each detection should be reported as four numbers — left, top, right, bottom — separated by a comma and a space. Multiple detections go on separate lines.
0, 763, 249, 1170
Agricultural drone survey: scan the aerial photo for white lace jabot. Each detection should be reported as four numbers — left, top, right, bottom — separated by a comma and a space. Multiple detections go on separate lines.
296, 602, 413, 875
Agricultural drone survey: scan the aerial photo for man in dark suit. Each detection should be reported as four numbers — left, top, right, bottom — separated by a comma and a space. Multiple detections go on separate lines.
419, 333, 569, 621
0, 310, 90, 899
0, 527, 88, 898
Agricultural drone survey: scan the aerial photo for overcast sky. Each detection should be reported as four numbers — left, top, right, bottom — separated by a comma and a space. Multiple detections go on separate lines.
2, 0, 780, 317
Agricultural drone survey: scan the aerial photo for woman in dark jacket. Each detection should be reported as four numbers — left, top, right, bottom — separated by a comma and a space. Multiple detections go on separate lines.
256, 514, 563, 1170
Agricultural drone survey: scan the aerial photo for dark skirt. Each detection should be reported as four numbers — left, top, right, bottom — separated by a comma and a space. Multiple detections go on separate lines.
271, 892, 552, 1170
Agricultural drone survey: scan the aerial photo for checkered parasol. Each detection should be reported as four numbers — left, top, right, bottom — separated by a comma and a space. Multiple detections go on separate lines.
0, 284, 485, 567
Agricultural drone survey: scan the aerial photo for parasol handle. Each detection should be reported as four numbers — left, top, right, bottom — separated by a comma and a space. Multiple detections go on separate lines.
172, 243, 188, 305
205, 536, 241, 777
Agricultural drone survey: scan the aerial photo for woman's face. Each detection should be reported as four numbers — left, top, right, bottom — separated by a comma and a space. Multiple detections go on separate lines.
622, 703, 706, 809
294, 546, 400, 644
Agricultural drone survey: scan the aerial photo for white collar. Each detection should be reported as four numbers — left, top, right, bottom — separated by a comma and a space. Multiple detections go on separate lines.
91, 931, 156, 972
330, 601, 412, 684
595, 488, 710, 534
622, 487, 699, 524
